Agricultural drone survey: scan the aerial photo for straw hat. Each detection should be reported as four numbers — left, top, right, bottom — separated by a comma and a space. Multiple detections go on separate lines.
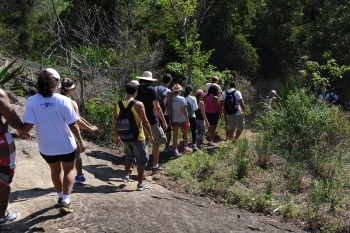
136, 71, 157, 82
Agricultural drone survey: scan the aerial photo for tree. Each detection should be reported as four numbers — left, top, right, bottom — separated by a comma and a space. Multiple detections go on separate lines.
168, 0, 215, 84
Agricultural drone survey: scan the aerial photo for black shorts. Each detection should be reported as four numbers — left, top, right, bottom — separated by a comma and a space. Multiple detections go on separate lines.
40, 150, 76, 164
205, 112, 219, 125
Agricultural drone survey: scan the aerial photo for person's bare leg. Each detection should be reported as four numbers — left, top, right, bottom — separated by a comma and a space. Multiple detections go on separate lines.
152, 146, 160, 167
0, 185, 10, 217
182, 128, 189, 147
124, 159, 133, 177
228, 129, 234, 140
137, 167, 145, 185
166, 131, 171, 147
234, 130, 242, 140
62, 160, 76, 195
47, 161, 63, 193
75, 151, 83, 176
173, 126, 179, 150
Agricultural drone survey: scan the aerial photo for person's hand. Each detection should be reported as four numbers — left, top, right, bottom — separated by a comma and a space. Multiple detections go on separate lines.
162, 121, 168, 131
148, 135, 154, 144
91, 125, 99, 132
242, 111, 247, 117
80, 141, 87, 153
115, 137, 121, 147
205, 120, 209, 126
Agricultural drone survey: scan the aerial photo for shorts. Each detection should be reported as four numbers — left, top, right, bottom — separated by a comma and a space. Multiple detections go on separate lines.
40, 150, 76, 164
0, 131, 16, 168
123, 140, 149, 168
205, 112, 219, 125
144, 124, 167, 146
0, 166, 15, 185
226, 114, 245, 131
172, 121, 186, 128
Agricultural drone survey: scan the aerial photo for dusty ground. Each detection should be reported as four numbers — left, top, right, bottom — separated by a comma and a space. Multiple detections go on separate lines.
0, 100, 305, 233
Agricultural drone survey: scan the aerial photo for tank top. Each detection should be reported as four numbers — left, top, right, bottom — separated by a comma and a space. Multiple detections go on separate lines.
205, 94, 217, 113
195, 100, 203, 120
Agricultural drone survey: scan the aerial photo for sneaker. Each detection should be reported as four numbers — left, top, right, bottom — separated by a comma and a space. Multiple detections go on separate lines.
164, 146, 172, 153
59, 202, 73, 213
0, 212, 20, 226
54, 198, 63, 208
122, 176, 130, 183
192, 144, 198, 151
152, 165, 166, 171
183, 147, 193, 153
173, 149, 180, 156
208, 141, 215, 146
75, 174, 86, 183
137, 183, 150, 191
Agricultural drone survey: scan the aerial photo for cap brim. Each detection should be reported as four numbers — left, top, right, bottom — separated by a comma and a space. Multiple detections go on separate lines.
136, 77, 158, 81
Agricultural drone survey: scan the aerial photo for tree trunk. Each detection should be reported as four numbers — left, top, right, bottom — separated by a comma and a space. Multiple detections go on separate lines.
78, 68, 86, 117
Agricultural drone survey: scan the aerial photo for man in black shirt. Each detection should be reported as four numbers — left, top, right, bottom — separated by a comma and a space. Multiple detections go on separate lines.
136, 71, 168, 171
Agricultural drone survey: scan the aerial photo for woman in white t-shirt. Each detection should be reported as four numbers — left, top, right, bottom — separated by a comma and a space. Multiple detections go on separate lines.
19, 69, 87, 214
170, 84, 192, 156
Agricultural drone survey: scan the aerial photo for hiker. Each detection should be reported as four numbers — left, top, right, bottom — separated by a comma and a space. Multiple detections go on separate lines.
204, 75, 222, 96
204, 85, 220, 146
114, 83, 154, 191
264, 90, 280, 113
220, 81, 246, 142
169, 84, 192, 156
0, 89, 27, 225
195, 89, 209, 148
60, 78, 99, 183
136, 71, 167, 171
184, 85, 198, 150
19, 68, 87, 214
156, 74, 173, 153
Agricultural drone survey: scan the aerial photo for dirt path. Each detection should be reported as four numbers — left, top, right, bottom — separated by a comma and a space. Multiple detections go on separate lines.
1, 102, 305, 233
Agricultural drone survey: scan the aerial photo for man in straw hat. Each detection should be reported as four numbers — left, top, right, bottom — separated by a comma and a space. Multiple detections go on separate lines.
136, 71, 167, 171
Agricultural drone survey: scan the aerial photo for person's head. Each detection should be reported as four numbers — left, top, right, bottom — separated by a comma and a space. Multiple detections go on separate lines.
208, 85, 219, 97
60, 78, 75, 96
331, 88, 335, 93
37, 69, 60, 97
125, 82, 138, 97
172, 84, 183, 95
229, 81, 236, 88
130, 80, 140, 86
212, 75, 219, 84
269, 90, 276, 98
137, 71, 157, 85
196, 89, 204, 100
162, 73, 172, 87
184, 85, 193, 97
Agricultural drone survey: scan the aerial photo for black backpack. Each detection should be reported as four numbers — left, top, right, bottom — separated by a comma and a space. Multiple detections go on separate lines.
224, 90, 239, 115
157, 86, 167, 112
117, 100, 140, 142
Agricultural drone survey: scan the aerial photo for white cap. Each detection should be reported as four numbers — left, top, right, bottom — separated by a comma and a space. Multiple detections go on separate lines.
46, 68, 61, 88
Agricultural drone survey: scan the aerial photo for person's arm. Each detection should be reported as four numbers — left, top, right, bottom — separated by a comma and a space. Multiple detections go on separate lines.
113, 105, 122, 147
0, 90, 23, 130
18, 123, 33, 138
71, 100, 98, 132
214, 96, 220, 115
238, 99, 246, 116
182, 106, 189, 124
135, 102, 154, 143
153, 100, 167, 130
166, 91, 172, 126
68, 122, 87, 153
199, 101, 209, 126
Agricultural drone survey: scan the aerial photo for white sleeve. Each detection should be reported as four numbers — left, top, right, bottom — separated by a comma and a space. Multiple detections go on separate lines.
235, 91, 243, 101
23, 98, 36, 124
192, 97, 198, 111
220, 92, 226, 101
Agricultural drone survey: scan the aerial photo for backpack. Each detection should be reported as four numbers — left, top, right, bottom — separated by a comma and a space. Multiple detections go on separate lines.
224, 90, 239, 115
117, 100, 140, 142
186, 99, 193, 118
157, 86, 167, 112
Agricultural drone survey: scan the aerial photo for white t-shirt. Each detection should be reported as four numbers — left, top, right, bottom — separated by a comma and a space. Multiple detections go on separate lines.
220, 89, 243, 115
156, 85, 170, 115
23, 93, 79, 155
185, 95, 198, 118
204, 83, 222, 93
